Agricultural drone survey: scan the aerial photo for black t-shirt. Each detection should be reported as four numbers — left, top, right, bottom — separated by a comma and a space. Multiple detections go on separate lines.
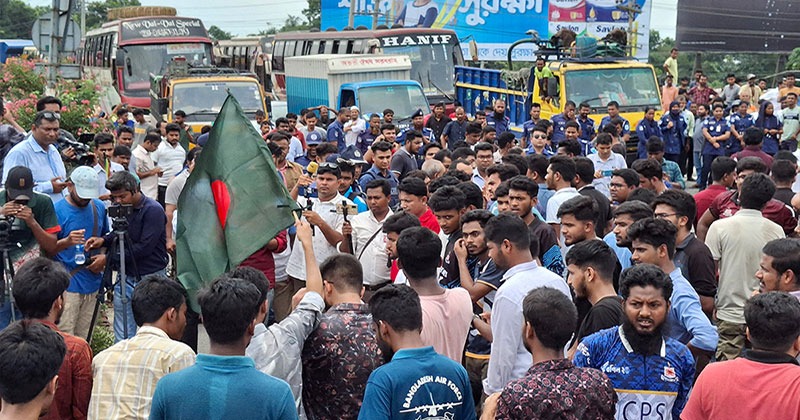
774, 187, 794, 207
575, 295, 623, 344
674, 234, 717, 297
579, 186, 612, 237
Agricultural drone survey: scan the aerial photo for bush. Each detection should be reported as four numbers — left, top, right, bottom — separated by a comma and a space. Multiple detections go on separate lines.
0, 58, 45, 101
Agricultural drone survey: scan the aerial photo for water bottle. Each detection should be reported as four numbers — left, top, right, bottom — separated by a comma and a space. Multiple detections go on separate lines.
74, 244, 86, 265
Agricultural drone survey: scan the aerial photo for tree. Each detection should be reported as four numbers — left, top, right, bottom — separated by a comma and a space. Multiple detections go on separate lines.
302, 0, 321, 30
0, 0, 38, 39
207, 25, 233, 41
85, 0, 141, 30
280, 15, 311, 32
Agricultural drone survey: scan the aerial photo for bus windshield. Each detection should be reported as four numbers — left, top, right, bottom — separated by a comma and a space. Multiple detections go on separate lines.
383, 43, 456, 98
173, 81, 263, 120
122, 43, 213, 94
356, 84, 429, 119
565, 67, 661, 112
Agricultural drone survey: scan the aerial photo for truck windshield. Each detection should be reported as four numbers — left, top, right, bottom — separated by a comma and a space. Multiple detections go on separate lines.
173, 81, 263, 121
565, 67, 661, 112
383, 44, 456, 97
122, 43, 213, 94
356, 85, 430, 119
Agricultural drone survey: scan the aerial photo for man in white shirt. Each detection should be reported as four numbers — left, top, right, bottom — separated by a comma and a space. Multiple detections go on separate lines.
545, 156, 581, 245
283, 164, 353, 320
132, 132, 163, 200
483, 213, 571, 395
341, 179, 393, 302
588, 133, 627, 197
343, 106, 366, 149
152, 123, 187, 206
92, 133, 124, 200
298, 111, 327, 142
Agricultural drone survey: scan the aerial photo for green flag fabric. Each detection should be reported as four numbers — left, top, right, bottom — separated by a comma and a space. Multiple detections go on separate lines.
176, 94, 299, 310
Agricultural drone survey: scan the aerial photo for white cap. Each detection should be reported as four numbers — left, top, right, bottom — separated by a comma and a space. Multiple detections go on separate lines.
747, 73, 757, 80
350, 106, 360, 112
70, 166, 99, 199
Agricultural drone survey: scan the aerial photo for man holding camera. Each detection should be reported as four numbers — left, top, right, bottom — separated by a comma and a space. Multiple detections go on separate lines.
1, 111, 68, 203
86, 171, 167, 341
0, 166, 61, 329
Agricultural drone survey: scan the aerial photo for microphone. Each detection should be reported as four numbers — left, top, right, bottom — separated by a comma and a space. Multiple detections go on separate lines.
306, 161, 318, 175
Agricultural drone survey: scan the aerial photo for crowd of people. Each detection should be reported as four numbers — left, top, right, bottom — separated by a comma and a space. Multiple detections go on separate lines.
1, 68, 800, 420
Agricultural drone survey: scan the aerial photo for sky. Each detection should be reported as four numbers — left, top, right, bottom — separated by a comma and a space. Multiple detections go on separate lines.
26, 0, 679, 39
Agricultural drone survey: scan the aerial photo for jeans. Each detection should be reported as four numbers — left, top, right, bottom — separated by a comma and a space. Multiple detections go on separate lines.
114, 269, 166, 342
0, 298, 22, 331
698, 154, 720, 190
693, 151, 702, 181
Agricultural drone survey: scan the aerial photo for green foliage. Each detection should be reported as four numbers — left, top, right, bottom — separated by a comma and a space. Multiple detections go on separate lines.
85, 0, 142, 30
0, 0, 38, 39
787, 48, 800, 71
0, 58, 46, 101
302, 0, 321, 30
208, 25, 233, 41
90, 308, 115, 355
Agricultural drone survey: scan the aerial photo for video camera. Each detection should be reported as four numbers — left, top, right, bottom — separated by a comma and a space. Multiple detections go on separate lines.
58, 132, 94, 166
108, 204, 133, 219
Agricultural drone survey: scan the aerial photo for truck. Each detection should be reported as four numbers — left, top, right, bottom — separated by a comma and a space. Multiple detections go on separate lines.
284, 54, 430, 130
455, 40, 662, 161
149, 58, 269, 133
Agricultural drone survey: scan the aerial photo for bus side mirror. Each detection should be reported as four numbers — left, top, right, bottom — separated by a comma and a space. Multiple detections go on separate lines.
125, 56, 133, 77
153, 98, 168, 116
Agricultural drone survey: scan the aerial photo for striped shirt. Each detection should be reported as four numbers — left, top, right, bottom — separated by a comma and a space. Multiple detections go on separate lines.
88, 326, 195, 420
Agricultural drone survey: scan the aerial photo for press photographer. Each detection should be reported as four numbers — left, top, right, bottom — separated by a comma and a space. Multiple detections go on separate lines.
1, 110, 68, 203
0, 166, 61, 329
85, 170, 167, 341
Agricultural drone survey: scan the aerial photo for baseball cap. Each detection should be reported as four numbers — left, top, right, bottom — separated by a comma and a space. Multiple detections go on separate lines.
412, 109, 425, 118
69, 166, 99, 199
5, 166, 33, 201
340, 145, 367, 164
747, 73, 757, 80
306, 131, 323, 145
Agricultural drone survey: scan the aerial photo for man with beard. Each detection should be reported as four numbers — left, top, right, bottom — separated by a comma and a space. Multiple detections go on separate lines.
600, 101, 631, 145
628, 218, 718, 362
442, 107, 469, 149
573, 264, 695, 420
359, 284, 475, 420
757, 238, 800, 297
397, 109, 435, 146
482, 213, 571, 396
507, 176, 564, 276
391, 131, 422, 181
557, 195, 599, 247
485, 99, 510, 136
13, 258, 92, 420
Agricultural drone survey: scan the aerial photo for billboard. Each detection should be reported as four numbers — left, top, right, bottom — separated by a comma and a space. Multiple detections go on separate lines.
321, 0, 652, 61
676, 0, 800, 53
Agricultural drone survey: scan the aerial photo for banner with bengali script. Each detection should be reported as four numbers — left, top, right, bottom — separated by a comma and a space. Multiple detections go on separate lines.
321, 0, 651, 61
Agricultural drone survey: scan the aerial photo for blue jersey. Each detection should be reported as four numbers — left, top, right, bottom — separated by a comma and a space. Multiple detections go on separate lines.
727, 112, 754, 155
659, 114, 687, 156
601, 115, 631, 135
551, 114, 571, 144
573, 327, 695, 420
577, 116, 596, 141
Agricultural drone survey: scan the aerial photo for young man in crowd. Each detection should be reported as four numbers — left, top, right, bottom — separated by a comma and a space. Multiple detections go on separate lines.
150, 275, 296, 419
0, 321, 66, 420
482, 213, 571, 396
683, 292, 800, 419
556, 195, 599, 247
489, 288, 617, 420
301, 254, 382, 419
605, 201, 653, 271
132, 132, 163, 201
484, 163, 519, 213
359, 141, 399, 208
600, 101, 631, 144
90, 276, 194, 419
627, 218, 718, 364
525, 154, 554, 218
336, 161, 367, 213
152, 123, 186, 206
757, 238, 800, 296
544, 156, 580, 245
608, 168, 640, 206
574, 157, 612, 237
442, 106, 469, 148
472, 142, 494, 189
646, 138, 686, 189
397, 227, 472, 363
397, 177, 439, 233
652, 190, 716, 318
92, 133, 125, 199
706, 173, 786, 361
693, 156, 736, 224
573, 264, 695, 419
13, 258, 92, 420
382, 212, 421, 285
358, 285, 475, 420
507, 176, 564, 276
588, 133, 628, 197
390, 131, 422, 180
565, 240, 623, 355
632, 158, 668, 195
429, 186, 467, 289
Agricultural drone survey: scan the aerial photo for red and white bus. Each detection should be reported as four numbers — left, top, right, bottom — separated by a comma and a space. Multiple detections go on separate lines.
80, 15, 213, 108
270, 28, 464, 107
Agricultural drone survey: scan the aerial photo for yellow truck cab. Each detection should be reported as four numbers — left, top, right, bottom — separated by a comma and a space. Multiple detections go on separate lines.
150, 59, 268, 134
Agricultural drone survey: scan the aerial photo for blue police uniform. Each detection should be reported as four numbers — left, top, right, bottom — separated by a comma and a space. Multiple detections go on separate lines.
727, 112, 754, 155
659, 113, 687, 161
636, 118, 662, 159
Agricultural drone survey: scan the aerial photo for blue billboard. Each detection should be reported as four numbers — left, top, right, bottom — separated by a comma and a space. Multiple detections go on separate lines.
321, 0, 651, 60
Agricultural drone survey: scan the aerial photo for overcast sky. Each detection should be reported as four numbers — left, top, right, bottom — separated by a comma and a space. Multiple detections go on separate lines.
26, 0, 678, 39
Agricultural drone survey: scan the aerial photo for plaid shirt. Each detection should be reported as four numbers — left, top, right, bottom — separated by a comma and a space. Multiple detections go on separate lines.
38, 320, 93, 420
89, 326, 195, 420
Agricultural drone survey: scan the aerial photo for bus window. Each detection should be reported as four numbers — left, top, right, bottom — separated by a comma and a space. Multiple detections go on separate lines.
340, 41, 352, 54
312, 40, 321, 54
352, 39, 364, 54
327, 41, 338, 54
344, 41, 353, 54
104, 36, 112, 67
285, 41, 296, 60
302, 41, 312, 56
272, 40, 285, 71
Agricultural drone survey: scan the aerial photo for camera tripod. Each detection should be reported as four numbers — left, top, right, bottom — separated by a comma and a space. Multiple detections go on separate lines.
0, 224, 17, 323
86, 216, 141, 343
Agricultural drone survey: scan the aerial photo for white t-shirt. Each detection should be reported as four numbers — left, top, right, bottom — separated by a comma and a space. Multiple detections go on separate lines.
588, 152, 627, 197
344, 118, 366, 148
152, 141, 187, 187
133, 145, 158, 199
545, 187, 581, 224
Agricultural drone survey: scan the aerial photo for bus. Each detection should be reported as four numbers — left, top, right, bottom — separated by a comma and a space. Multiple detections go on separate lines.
80, 15, 213, 109
269, 28, 464, 108
213, 36, 273, 91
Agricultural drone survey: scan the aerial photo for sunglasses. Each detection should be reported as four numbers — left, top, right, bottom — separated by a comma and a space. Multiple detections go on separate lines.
319, 162, 339, 170
532, 134, 547, 139
40, 111, 61, 120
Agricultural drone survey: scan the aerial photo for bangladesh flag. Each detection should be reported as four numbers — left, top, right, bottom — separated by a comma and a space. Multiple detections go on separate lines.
176, 94, 299, 310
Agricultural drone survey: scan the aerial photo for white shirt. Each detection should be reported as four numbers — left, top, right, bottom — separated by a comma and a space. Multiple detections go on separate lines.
483, 260, 571, 394
286, 193, 354, 280
133, 145, 158, 199
545, 187, 581, 224
349, 209, 393, 286
344, 118, 366, 148
93, 160, 125, 198
588, 152, 627, 197
472, 168, 486, 189
287, 136, 304, 163
152, 141, 186, 187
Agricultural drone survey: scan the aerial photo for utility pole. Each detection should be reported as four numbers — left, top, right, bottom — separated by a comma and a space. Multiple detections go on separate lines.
48, 0, 59, 88
80, 0, 86, 36
348, 0, 356, 28
616, 0, 641, 57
